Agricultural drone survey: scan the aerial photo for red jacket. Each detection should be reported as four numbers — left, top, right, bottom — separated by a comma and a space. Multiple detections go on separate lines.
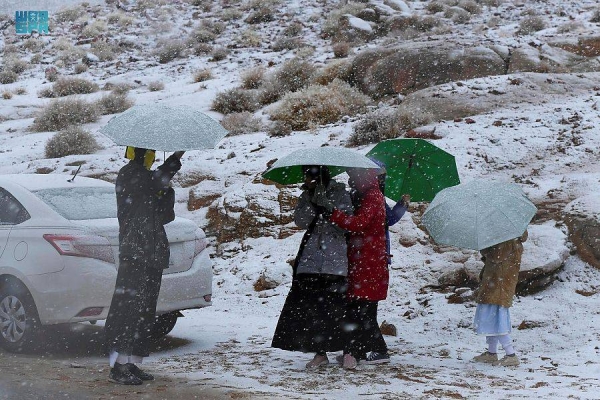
330, 183, 388, 301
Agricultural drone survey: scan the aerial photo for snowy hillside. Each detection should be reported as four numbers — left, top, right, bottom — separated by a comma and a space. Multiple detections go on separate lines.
2, 0, 600, 398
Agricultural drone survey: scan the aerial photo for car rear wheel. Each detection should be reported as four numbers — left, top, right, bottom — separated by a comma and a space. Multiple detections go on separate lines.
151, 311, 180, 340
0, 277, 41, 353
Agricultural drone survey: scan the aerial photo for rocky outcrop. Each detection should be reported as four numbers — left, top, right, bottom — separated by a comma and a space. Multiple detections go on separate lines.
349, 41, 600, 98
436, 223, 569, 295
397, 72, 600, 124
350, 44, 506, 97
564, 194, 600, 269
203, 176, 299, 252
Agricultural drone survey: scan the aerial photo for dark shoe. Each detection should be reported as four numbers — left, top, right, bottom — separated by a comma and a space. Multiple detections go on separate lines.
127, 363, 155, 381
109, 363, 143, 385
364, 351, 391, 365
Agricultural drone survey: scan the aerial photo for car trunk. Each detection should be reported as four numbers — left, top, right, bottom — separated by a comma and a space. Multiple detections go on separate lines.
73, 217, 197, 274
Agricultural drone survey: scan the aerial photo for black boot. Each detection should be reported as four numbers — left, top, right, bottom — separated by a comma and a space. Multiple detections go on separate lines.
127, 363, 155, 381
109, 362, 143, 385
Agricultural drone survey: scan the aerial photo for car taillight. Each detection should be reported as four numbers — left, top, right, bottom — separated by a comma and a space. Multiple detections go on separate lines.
43, 234, 115, 264
193, 229, 207, 259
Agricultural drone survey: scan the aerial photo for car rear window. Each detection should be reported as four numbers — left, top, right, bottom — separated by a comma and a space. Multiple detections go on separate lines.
33, 187, 117, 220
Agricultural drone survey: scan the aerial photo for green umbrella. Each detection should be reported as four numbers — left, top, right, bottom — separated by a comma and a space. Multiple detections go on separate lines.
262, 147, 380, 185
367, 138, 460, 202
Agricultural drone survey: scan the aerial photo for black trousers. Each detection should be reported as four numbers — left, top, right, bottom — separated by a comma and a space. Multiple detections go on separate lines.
344, 299, 388, 360
104, 258, 163, 357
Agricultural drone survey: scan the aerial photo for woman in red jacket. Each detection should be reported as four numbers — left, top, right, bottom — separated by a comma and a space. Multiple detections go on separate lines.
314, 167, 389, 369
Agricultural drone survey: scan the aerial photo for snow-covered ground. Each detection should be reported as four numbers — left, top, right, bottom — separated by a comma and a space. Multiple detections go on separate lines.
2, 0, 600, 398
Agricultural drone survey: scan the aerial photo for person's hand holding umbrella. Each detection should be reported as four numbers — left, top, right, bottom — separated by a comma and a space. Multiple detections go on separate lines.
312, 185, 335, 214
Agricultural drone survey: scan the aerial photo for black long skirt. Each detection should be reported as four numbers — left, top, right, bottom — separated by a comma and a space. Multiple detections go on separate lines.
104, 258, 163, 357
271, 274, 347, 354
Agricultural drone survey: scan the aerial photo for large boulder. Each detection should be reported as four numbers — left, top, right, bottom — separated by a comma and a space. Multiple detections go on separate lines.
204, 176, 299, 251
550, 36, 600, 58
350, 43, 506, 97
437, 223, 569, 295
564, 194, 600, 269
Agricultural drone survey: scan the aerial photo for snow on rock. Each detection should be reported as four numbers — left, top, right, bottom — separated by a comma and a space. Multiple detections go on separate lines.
344, 14, 373, 33
564, 194, 600, 269
384, 0, 411, 13
439, 222, 568, 292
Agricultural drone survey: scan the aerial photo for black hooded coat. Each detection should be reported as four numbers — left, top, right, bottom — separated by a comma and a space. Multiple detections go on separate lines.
104, 152, 181, 357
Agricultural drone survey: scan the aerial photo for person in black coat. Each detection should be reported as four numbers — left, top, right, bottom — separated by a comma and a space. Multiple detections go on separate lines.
105, 147, 184, 385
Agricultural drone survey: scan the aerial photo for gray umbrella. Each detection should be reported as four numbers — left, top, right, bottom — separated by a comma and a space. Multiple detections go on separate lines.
421, 179, 537, 251
99, 104, 228, 151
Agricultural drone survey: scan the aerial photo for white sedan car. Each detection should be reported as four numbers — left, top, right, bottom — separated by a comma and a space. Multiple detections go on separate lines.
0, 174, 212, 352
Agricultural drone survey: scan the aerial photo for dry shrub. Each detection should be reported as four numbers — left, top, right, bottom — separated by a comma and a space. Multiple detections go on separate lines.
32, 98, 101, 132
3, 45, 19, 55
518, 16, 546, 35
444, 6, 470, 23
15, 87, 27, 95
96, 93, 134, 115
255, 58, 316, 105
322, 3, 367, 39
267, 120, 293, 137
241, 67, 265, 89
272, 37, 304, 52
188, 28, 217, 44
74, 63, 88, 74
107, 12, 134, 27
332, 42, 350, 58
283, 22, 303, 37
269, 79, 371, 131
52, 38, 73, 51
43, 77, 99, 98
155, 40, 186, 63
55, 6, 85, 23
45, 126, 101, 158
45, 67, 59, 82
202, 20, 227, 35
221, 112, 263, 135
245, 7, 275, 24
210, 46, 229, 61
347, 109, 401, 146
148, 81, 165, 91
31, 54, 43, 64
103, 82, 133, 94
458, 0, 481, 14
479, 0, 503, 5
91, 41, 117, 61
395, 108, 434, 133
591, 8, 600, 23
311, 59, 352, 86
238, 30, 262, 47
556, 21, 584, 34
193, 69, 212, 82
57, 46, 86, 65
2, 92, 12, 100
212, 88, 259, 114
81, 21, 107, 39
0, 70, 18, 84
257, 79, 284, 105
426, 1, 446, 13
186, 0, 212, 10
23, 38, 45, 52
4, 57, 27, 74
220, 8, 243, 21
193, 43, 213, 55
273, 57, 316, 94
